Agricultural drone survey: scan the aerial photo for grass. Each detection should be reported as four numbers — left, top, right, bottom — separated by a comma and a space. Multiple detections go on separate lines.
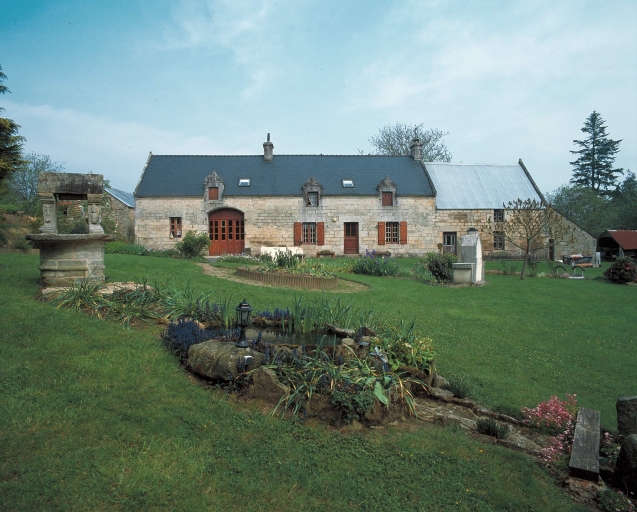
2, 253, 632, 510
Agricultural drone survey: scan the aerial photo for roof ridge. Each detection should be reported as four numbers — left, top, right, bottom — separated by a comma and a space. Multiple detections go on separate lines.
150, 154, 413, 158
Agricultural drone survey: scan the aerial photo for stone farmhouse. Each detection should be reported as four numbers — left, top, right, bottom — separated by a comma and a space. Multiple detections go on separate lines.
134, 135, 595, 258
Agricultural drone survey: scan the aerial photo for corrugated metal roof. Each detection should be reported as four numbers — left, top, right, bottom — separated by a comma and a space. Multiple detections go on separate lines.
135, 155, 435, 198
599, 230, 637, 250
105, 187, 135, 208
424, 163, 541, 209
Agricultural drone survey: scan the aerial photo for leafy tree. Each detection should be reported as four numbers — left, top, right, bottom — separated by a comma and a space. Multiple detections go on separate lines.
610, 170, 637, 229
570, 111, 623, 195
481, 198, 576, 280
0, 65, 25, 196
6, 153, 64, 215
545, 184, 611, 236
367, 123, 452, 161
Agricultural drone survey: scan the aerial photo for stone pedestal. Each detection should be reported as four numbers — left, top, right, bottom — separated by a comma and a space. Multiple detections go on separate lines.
25, 233, 115, 287
452, 263, 475, 284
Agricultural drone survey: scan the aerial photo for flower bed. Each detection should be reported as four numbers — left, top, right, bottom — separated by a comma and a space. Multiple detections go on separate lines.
236, 267, 338, 289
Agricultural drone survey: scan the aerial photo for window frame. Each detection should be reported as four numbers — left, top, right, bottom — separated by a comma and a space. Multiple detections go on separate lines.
170, 217, 182, 238
341, 179, 354, 188
306, 191, 319, 207
493, 231, 505, 250
382, 191, 393, 207
238, 178, 251, 187
494, 209, 505, 222
385, 221, 399, 244
302, 222, 317, 245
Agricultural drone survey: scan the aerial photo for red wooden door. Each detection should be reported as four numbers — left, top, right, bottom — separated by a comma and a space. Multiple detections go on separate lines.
344, 222, 359, 254
208, 209, 245, 255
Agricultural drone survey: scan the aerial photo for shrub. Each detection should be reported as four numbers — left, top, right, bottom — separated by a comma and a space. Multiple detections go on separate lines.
175, 231, 211, 259
12, 237, 33, 251
476, 418, 509, 439
597, 490, 636, 512
352, 249, 402, 276
423, 252, 456, 282
444, 378, 471, 399
604, 257, 637, 284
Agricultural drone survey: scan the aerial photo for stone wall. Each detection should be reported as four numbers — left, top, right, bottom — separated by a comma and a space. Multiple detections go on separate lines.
104, 194, 135, 242
135, 197, 595, 259
135, 195, 439, 256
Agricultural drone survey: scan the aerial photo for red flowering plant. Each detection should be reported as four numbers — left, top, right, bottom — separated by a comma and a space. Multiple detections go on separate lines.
521, 394, 578, 468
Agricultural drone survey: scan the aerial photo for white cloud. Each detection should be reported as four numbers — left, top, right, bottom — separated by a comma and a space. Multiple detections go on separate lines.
5, 101, 221, 192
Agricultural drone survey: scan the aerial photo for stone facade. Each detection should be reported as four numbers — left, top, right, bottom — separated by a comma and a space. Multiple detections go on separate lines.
137, 195, 441, 256
104, 192, 135, 243
135, 195, 594, 258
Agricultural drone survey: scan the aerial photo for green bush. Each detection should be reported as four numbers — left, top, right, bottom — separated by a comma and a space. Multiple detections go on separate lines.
476, 418, 509, 439
12, 238, 33, 251
175, 231, 211, 259
603, 257, 637, 284
423, 252, 457, 282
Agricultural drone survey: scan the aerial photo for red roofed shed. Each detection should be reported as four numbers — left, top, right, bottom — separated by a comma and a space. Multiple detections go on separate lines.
597, 230, 637, 260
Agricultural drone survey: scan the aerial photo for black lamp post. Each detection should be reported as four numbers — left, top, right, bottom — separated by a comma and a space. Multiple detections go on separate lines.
235, 298, 252, 348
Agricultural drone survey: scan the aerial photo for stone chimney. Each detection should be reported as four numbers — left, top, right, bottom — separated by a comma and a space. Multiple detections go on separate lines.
410, 137, 423, 161
263, 133, 273, 161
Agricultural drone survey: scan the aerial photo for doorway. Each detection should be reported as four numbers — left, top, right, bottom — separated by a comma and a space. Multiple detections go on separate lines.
208, 209, 245, 255
344, 222, 359, 255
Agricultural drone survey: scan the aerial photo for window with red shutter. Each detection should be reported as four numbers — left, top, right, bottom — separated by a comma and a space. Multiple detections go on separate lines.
399, 221, 407, 245
377, 222, 385, 245
209, 187, 219, 200
382, 191, 393, 206
317, 222, 324, 245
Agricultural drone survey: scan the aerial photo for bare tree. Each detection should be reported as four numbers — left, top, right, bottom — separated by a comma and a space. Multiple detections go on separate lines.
7, 153, 64, 214
481, 198, 576, 280
367, 123, 452, 161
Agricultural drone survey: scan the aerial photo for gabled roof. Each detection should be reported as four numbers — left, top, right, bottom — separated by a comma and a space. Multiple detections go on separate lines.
134, 155, 435, 198
424, 162, 542, 209
105, 187, 135, 208
598, 230, 637, 250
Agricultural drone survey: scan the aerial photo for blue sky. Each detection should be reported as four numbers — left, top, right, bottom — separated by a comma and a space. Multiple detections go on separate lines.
1, 0, 635, 194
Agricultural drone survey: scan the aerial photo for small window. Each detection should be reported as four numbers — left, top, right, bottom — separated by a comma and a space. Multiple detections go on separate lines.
494, 231, 505, 250
443, 232, 456, 254
494, 209, 504, 222
209, 187, 219, 200
385, 222, 399, 244
307, 191, 319, 206
170, 217, 182, 238
382, 191, 393, 206
342, 179, 354, 188
239, 178, 251, 187
302, 222, 317, 244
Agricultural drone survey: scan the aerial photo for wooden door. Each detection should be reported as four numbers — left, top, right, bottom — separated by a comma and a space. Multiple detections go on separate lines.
208, 209, 245, 255
344, 222, 359, 255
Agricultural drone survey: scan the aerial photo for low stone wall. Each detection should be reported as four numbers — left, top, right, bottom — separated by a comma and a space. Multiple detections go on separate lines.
236, 267, 338, 289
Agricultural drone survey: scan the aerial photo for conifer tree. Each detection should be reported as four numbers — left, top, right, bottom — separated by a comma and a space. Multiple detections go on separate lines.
570, 111, 622, 196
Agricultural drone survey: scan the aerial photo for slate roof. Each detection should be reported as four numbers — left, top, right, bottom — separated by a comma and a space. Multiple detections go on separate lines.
134, 155, 435, 198
424, 162, 542, 209
105, 187, 135, 208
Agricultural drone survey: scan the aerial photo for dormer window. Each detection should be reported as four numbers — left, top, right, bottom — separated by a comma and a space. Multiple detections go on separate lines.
204, 171, 225, 202
239, 178, 251, 187
302, 176, 323, 207
342, 179, 354, 188
377, 175, 397, 206
307, 192, 319, 206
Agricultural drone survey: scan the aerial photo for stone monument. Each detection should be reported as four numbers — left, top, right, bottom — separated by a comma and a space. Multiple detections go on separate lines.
452, 228, 484, 285
26, 172, 115, 287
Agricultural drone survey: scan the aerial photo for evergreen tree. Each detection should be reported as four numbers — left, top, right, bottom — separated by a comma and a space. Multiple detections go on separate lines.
0, 64, 25, 196
569, 111, 622, 196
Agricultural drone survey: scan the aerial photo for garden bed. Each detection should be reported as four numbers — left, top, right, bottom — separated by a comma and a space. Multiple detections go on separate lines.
236, 267, 338, 289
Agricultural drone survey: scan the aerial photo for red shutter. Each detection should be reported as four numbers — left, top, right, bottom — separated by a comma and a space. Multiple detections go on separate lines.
400, 221, 407, 245
317, 222, 324, 246
209, 187, 219, 200
294, 222, 302, 246
382, 191, 393, 206
378, 222, 385, 245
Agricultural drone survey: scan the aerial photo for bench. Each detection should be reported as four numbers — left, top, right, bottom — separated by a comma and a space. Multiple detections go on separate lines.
569, 407, 600, 481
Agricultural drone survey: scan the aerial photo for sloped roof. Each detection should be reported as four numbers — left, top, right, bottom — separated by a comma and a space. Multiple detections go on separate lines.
598, 230, 637, 250
105, 187, 135, 208
134, 155, 435, 198
424, 162, 542, 209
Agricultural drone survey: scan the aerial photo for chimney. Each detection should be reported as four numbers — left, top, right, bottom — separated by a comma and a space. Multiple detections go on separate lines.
263, 133, 273, 161
410, 137, 423, 161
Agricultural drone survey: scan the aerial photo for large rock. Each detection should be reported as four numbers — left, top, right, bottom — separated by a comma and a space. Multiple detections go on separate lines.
614, 434, 637, 495
617, 396, 637, 437
250, 366, 288, 403
187, 341, 264, 381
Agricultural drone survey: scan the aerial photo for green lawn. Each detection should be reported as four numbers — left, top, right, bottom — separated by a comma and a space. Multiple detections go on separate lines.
2, 253, 634, 511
